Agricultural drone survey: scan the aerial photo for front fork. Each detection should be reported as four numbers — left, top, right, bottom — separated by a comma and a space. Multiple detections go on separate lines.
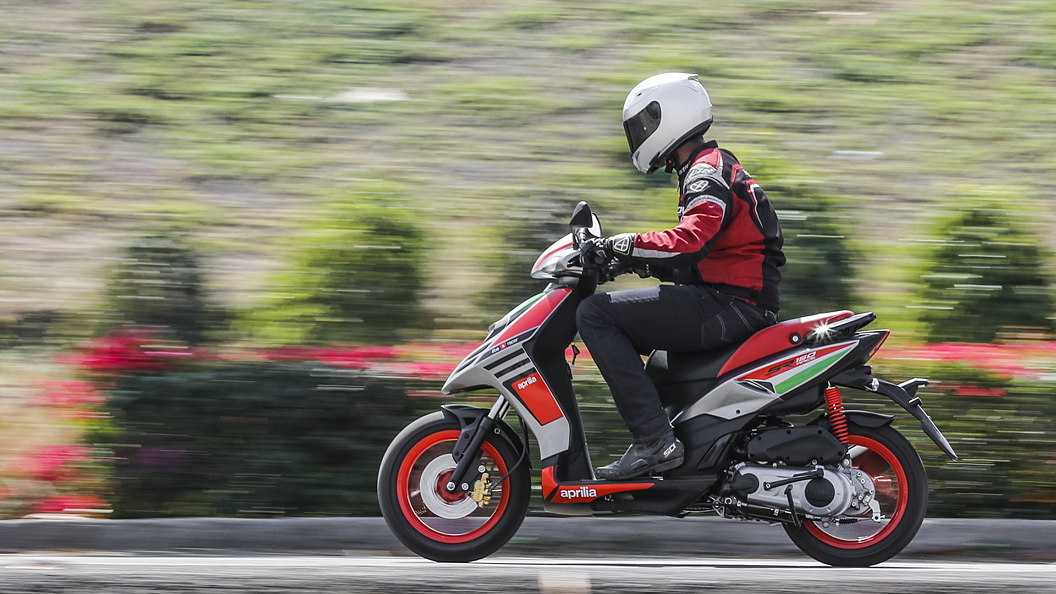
445, 397, 511, 493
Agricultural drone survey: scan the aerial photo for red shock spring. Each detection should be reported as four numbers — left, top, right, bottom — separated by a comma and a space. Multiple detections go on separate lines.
824, 386, 850, 445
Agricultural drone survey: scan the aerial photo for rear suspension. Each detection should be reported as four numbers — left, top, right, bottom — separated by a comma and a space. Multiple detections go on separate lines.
824, 385, 850, 445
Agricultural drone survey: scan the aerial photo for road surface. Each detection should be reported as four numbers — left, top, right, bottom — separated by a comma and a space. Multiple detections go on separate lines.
1, 555, 1053, 593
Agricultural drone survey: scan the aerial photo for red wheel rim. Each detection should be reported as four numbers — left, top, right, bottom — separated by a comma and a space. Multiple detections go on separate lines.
804, 435, 909, 549
395, 429, 511, 544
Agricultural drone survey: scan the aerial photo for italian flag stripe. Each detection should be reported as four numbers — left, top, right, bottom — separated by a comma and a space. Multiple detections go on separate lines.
774, 347, 851, 394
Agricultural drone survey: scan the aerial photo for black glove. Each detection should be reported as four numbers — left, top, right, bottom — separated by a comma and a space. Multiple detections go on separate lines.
582, 233, 636, 267
580, 237, 612, 267
605, 233, 636, 259
600, 259, 634, 284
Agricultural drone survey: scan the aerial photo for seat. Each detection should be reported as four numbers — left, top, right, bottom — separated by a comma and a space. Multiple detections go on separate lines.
646, 341, 744, 386
645, 310, 855, 386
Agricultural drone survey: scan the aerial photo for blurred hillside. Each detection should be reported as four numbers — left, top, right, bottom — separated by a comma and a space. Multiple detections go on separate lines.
2, 0, 1055, 337
2, 0, 1056, 519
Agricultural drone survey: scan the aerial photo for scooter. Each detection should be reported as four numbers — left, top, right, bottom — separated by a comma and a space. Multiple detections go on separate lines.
377, 202, 956, 567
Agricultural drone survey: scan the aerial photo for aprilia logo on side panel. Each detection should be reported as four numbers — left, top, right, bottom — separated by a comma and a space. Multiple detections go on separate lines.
516, 376, 537, 390
559, 486, 597, 500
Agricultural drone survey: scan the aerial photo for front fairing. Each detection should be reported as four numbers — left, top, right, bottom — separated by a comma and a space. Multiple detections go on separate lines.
442, 286, 572, 394
530, 234, 581, 280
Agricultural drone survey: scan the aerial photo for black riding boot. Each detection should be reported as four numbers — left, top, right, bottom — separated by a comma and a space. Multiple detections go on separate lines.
595, 432, 684, 480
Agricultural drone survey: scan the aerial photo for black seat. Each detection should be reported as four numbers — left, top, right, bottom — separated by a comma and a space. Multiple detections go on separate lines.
645, 339, 746, 386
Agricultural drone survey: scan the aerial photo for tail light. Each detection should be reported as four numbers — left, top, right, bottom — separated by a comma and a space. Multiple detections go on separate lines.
866, 330, 891, 359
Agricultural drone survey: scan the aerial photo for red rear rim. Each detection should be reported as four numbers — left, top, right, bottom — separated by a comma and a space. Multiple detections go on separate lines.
804, 435, 909, 549
395, 429, 511, 544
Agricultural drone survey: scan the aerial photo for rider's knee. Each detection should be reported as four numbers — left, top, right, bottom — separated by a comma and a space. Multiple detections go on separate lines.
576, 293, 609, 328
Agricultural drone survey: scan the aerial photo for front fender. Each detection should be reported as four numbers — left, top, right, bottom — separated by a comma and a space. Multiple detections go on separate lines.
441, 404, 529, 465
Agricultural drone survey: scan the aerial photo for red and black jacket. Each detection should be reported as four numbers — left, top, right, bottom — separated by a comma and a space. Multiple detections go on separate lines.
627, 141, 785, 313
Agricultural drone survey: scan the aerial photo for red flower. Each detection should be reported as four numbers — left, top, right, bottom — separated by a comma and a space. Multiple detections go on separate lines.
35, 495, 110, 514
35, 381, 103, 408
13, 445, 90, 483
75, 329, 198, 374
385, 362, 454, 381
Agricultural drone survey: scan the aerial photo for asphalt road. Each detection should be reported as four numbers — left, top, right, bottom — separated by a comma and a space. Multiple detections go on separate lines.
1, 556, 1054, 593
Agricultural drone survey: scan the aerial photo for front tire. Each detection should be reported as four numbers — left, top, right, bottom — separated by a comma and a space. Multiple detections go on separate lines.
378, 412, 530, 562
784, 422, 928, 566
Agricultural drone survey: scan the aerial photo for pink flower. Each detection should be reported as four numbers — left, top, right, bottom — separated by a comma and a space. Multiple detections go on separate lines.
75, 329, 197, 374
12, 445, 90, 483
35, 495, 109, 514
385, 362, 454, 381
35, 381, 103, 408
878, 342, 1055, 380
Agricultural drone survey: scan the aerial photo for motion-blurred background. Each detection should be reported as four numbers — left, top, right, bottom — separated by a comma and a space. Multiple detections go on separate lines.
0, 0, 1053, 521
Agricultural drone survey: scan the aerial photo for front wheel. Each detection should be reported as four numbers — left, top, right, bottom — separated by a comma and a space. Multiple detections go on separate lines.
378, 411, 530, 562
784, 422, 928, 566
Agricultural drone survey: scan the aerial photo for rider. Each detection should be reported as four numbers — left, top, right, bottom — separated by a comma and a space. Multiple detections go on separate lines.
578, 73, 786, 480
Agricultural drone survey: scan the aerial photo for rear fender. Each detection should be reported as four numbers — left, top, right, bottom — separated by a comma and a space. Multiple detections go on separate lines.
832, 367, 957, 460
441, 404, 528, 466
844, 410, 894, 428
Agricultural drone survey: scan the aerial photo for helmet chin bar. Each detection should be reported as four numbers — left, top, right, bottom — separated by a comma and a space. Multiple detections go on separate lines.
651, 124, 713, 175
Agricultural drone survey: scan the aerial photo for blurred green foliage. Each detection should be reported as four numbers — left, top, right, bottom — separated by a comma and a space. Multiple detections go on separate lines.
101, 232, 227, 345
241, 183, 429, 345
918, 205, 1054, 342
477, 194, 579, 318
93, 362, 429, 517
2, 0, 1056, 521
869, 358, 1056, 519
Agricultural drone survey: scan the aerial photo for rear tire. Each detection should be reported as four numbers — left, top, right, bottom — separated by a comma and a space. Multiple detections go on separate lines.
784, 422, 928, 567
378, 412, 530, 562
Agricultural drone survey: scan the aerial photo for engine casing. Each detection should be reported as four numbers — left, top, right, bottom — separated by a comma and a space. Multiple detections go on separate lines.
731, 463, 858, 517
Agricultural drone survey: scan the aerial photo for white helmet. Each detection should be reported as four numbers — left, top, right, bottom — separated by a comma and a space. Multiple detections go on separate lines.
622, 73, 713, 174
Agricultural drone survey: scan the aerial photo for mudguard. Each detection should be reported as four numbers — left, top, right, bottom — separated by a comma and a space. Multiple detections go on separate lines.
843, 410, 895, 428
833, 367, 958, 460
441, 404, 528, 465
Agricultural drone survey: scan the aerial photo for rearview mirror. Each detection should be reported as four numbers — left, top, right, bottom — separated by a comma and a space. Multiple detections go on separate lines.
588, 213, 602, 238
569, 201, 593, 230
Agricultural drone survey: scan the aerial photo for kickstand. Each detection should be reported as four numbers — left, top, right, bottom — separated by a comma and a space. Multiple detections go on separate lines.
784, 486, 800, 527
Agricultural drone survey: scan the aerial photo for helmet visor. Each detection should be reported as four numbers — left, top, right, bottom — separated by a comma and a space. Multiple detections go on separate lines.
623, 101, 662, 155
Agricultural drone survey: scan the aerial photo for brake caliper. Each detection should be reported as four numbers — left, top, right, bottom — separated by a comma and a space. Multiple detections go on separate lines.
470, 473, 492, 506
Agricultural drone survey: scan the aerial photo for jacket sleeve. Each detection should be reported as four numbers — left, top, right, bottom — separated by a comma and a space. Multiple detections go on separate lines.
629, 160, 733, 269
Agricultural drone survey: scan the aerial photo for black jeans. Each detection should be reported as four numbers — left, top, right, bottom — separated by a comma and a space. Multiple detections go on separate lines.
576, 284, 776, 444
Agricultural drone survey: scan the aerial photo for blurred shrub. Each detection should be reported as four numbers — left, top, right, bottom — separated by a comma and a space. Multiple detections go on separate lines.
243, 189, 429, 345
917, 205, 1054, 342
0, 310, 61, 349
737, 153, 858, 319
871, 354, 1056, 519
101, 233, 227, 345
92, 362, 429, 517
476, 193, 583, 318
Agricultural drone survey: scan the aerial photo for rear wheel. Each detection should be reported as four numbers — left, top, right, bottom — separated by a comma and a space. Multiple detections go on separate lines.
378, 412, 530, 562
784, 422, 927, 566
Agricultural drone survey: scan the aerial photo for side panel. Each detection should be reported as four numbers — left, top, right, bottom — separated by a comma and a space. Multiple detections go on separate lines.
524, 293, 595, 481
673, 341, 859, 424
669, 413, 756, 478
